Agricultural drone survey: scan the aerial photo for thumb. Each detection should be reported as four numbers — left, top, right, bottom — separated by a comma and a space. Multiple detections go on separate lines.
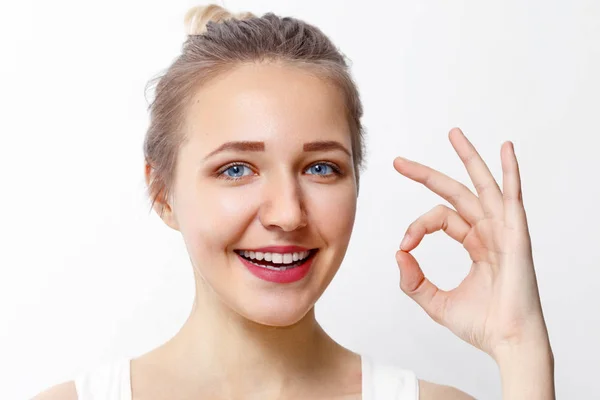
395, 250, 449, 325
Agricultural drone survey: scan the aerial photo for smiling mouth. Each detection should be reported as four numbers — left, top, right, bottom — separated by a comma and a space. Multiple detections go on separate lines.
234, 249, 318, 271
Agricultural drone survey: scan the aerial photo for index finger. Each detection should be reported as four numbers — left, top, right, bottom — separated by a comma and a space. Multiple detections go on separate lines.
393, 156, 484, 226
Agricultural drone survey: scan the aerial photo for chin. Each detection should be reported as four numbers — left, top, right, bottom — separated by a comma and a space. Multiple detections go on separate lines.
234, 295, 316, 328
195, 247, 336, 327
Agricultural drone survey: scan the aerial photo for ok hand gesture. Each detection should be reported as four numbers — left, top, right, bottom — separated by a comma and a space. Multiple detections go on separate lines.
393, 127, 550, 361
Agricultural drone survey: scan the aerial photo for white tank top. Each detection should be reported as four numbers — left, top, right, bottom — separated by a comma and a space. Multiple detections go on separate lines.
75, 355, 419, 399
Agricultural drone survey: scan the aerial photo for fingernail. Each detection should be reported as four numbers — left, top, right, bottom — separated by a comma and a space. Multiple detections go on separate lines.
400, 234, 411, 250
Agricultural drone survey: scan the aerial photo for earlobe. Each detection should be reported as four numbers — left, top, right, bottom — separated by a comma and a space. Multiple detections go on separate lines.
145, 162, 180, 231
157, 202, 180, 231
151, 190, 180, 231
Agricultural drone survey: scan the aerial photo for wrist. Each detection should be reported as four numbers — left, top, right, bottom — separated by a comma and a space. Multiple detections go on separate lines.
494, 341, 554, 369
493, 333, 553, 362
493, 341, 555, 400
490, 317, 551, 362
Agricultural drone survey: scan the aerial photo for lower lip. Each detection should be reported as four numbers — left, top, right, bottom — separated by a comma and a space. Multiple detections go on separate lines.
237, 252, 315, 284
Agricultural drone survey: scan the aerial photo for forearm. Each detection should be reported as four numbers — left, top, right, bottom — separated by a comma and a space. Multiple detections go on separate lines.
494, 341, 555, 400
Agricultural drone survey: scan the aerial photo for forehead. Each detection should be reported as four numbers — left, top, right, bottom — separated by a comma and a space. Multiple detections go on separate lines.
183, 62, 351, 151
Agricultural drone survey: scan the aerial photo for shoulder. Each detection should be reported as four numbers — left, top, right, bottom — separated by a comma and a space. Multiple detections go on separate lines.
32, 381, 78, 400
418, 379, 475, 400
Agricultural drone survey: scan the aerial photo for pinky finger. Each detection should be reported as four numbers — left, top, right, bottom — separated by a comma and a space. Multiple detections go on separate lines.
501, 141, 528, 232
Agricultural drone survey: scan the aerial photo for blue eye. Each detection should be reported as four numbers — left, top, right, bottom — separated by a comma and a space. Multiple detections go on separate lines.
306, 163, 338, 176
220, 164, 253, 180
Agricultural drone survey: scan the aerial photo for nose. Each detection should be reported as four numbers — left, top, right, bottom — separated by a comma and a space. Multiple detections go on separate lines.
258, 171, 307, 232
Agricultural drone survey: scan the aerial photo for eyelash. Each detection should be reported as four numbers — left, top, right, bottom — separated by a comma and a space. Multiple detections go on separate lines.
216, 162, 255, 181
307, 162, 342, 178
215, 161, 342, 181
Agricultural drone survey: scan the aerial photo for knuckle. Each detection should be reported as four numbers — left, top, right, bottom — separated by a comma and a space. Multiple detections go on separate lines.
474, 181, 489, 194
433, 204, 449, 213
423, 174, 435, 188
399, 282, 409, 294
440, 216, 450, 232
504, 191, 523, 203
443, 192, 461, 205
460, 151, 478, 166
483, 208, 496, 219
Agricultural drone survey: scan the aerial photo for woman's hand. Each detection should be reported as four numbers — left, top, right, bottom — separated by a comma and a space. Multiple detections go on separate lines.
393, 127, 551, 361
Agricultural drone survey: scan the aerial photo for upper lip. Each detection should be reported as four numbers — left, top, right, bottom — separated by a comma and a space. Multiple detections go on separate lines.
236, 245, 314, 253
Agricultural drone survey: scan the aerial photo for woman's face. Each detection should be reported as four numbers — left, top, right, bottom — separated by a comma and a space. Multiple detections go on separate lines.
165, 62, 357, 326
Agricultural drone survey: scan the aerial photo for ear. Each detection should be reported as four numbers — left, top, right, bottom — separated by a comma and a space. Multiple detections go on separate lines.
145, 162, 180, 231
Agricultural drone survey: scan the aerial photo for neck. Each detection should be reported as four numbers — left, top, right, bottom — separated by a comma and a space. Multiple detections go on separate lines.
157, 277, 351, 397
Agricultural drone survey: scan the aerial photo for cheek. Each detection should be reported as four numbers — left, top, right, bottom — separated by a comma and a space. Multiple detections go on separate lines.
177, 185, 260, 253
305, 183, 356, 242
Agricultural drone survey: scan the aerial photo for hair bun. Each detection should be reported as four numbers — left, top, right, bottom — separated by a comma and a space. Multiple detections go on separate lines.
184, 4, 255, 35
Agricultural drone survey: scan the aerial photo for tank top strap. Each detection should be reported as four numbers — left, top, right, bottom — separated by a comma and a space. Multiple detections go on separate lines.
74, 357, 132, 400
74, 355, 417, 399
361, 355, 419, 400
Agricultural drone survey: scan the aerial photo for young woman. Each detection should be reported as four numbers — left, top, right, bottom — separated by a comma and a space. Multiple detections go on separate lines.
35, 4, 554, 399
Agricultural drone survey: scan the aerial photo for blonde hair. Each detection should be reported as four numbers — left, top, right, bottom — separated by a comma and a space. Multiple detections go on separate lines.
183, 4, 256, 35
144, 4, 366, 216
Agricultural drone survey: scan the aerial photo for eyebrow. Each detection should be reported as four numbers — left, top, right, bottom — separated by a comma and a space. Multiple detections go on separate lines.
204, 141, 265, 160
203, 140, 351, 160
303, 140, 351, 157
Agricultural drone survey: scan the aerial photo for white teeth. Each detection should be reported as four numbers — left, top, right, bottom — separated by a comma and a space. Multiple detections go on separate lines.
237, 250, 313, 264
246, 260, 299, 271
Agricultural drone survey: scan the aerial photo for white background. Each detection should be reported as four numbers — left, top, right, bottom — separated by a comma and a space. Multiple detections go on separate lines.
1, 0, 598, 398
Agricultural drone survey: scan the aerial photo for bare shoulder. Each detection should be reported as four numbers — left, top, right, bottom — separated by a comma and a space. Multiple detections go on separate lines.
32, 381, 78, 400
418, 379, 476, 400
